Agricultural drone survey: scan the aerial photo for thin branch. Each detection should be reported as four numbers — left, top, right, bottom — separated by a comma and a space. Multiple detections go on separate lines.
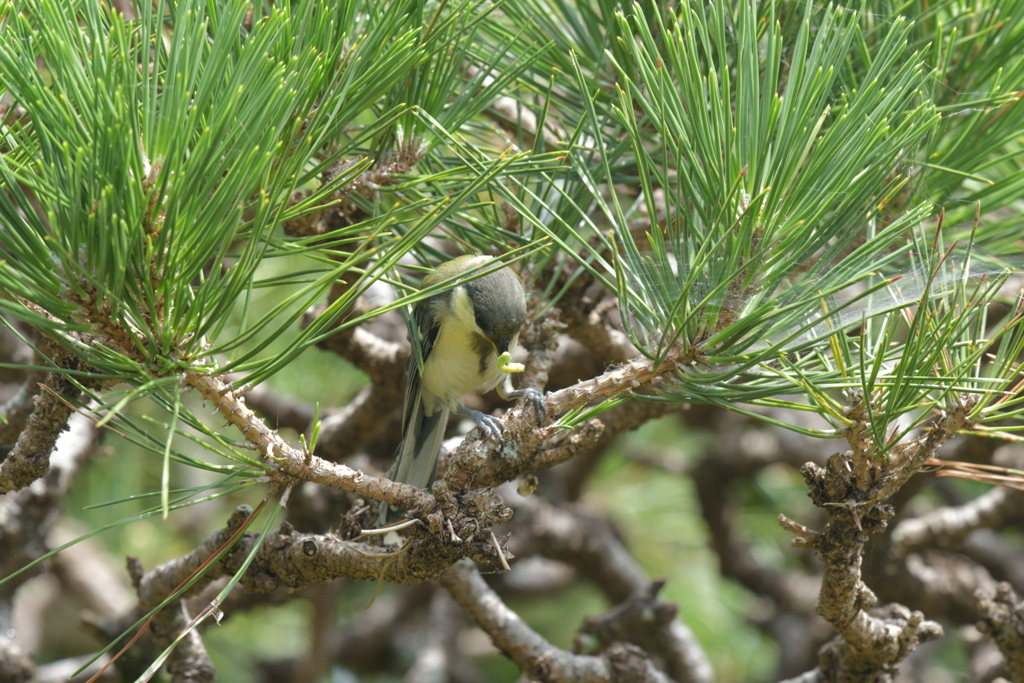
311, 313, 409, 461
877, 550, 998, 625
960, 530, 1024, 592
975, 582, 1024, 683
562, 399, 689, 501
184, 370, 435, 516
315, 324, 407, 387
0, 371, 84, 494
573, 580, 678, 659
441, 560, 674, 683
780, 392, 974, 680
283, 150, 423, 237
0, 411, 100, 678
125, 505, 258, 683
512, 340, 694, 434
316, 383, 404, 462
507, 493, 715, 683
892, 487, 1024, 554
0, 370, 46, 445
550, 265, 636, 365
518, 309, 564, 396
692, 412, 821, 616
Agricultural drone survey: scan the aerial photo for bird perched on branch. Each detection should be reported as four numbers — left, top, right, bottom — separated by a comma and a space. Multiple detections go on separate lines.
378, 255, 545, 525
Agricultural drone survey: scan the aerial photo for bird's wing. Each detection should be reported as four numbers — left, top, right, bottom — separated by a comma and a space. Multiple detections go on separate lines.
402, 299, 439, 435
379, 301, 447, 525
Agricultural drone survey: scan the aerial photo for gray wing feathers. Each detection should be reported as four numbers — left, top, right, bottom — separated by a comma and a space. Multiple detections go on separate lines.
393, 376, 447, 490
378, 302, 444, 526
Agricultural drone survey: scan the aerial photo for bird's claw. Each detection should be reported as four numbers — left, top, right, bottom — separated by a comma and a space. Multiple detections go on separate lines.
528, 389, 546, 425
461, 388, 546, 441
511, 387, 546, 425
462, 408, 504, 441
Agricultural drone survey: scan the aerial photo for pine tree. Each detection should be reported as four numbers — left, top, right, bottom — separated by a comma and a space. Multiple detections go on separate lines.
3, 0, 1024, 680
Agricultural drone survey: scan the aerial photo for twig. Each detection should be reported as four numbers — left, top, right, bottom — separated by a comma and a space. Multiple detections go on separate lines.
441, 560, 674, 683
892, 487, 1024, 554
780, 391, 974, 679
0, 372, 84, 494
976, 582, 1024, 681
0, 370, 46, 445
508, 494, 714, 683
184, 370, 435, 517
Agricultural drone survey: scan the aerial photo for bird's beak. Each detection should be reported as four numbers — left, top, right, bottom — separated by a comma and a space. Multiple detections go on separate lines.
495, 338, 513, 355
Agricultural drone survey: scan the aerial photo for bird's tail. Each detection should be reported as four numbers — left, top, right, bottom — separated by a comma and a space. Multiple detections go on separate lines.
377, 400, 448, 526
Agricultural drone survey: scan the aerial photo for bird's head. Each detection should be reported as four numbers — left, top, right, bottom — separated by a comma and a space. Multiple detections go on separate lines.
463, 268, 527, 355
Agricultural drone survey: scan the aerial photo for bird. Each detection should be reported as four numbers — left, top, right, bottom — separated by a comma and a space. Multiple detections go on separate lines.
378, 254, 545, 525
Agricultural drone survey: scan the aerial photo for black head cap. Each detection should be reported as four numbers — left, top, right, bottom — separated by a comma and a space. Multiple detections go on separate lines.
464, 268, 527, 353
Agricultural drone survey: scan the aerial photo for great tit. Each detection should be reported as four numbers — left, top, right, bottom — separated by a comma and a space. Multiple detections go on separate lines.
378, 255, 544, 525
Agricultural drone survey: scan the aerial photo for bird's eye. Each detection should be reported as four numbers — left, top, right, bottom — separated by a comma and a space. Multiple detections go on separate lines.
474, 314, 485, 330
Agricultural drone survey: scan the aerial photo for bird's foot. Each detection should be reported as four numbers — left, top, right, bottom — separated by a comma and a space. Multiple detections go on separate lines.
508, 387, 546, 425
458, 407, 504, 441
